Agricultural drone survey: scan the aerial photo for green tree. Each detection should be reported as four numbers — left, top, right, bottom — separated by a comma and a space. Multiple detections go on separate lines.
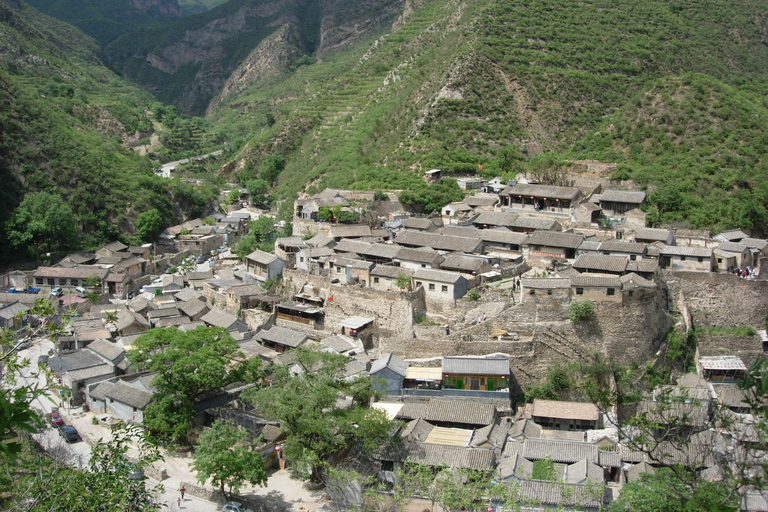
568, 300, 594, 322
234, 216, 277, 259
127, 326, 263, 444
135, 208, 163, 243
395, 273, 411, 290
242, 347, 391, 482
258, 153, 285, 183
245, 179, 269, 202
192, 419, 268, 500
610, 468, 737, 512
6, 191, 78, 262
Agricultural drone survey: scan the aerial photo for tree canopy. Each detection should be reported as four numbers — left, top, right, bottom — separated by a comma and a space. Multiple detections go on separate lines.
127, 326, 263, 444
135, 208, 163, 243
6, 191, 78, 261
241, 347, 391, 481
192, 419, 268, 500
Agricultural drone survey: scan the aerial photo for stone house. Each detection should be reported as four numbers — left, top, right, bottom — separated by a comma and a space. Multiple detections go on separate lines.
96, 241, 128, 258
442, 356, 510, 392
178, 298, 210, 321
633, 228, 675, 245
330, 225, 373, 241
295, 194, 348, 221
524, 231, 584, 260
331, 239, 372, 258
275, 237, 308, 268
295, 246, 335, 272
0, 301, 30, 329
572, 254, 628, 276
573, 202, 602, 224
404, 216, 442, 232
87, 378, 154, 425
472, 211, 519, 230
412, 268, 468, 300
115, 309, 150, 336
439, 253, 493, 276
328, 256, 374, 286
370, 353, 408, 395
255, 325, 308, 353
392, 247, 444, 270
598, 190, 646, 215
658, 245, 714, 272
599, 240, 648, 260
570, 275, 622, 303
508, 216, 562, 234
245, 249, 287, 282
361, 243, 401, 265
715, 242, 752, 269
521, 278, 571, 303
201, 308, 248, 332
370, 266, 413, 292
501, 183, 583, 213
530, 399, 601, 431
441, 202, 473, 217
714, 229, 749, 243
33, 266, 110, 294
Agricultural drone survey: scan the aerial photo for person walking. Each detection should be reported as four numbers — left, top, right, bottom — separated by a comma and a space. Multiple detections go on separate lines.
276, 445, 286, 470
179, 487, 185, 500
177, 496, 181, 509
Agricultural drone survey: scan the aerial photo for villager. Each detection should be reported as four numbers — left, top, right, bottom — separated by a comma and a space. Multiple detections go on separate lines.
179, 487, 185, 500
445, 326, 450, 335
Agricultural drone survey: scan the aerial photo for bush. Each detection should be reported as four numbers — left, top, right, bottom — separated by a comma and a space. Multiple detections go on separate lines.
568, 300, 594, 322
469, 289, 481, 301
373, 190, 388, 201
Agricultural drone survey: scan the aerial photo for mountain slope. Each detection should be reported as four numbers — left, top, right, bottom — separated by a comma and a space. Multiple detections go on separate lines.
0, 0, 214, 261
23, 0, 181, 45
104, 0, 404, 116
206, 0, 768, 231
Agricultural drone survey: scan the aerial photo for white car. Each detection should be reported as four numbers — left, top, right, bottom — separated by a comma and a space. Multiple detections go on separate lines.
222, 502, 253, 512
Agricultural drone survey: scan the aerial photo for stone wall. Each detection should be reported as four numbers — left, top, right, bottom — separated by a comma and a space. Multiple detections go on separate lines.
696, 334, 763, 368
292, 216, 333, 237
669, 272, 768, 329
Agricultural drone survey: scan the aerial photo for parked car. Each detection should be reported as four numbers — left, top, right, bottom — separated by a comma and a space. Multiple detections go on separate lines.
50, 411, 64, 427
58, 425, 79, 443
50, 287, 62, 297
222, 502, 254, 512
74, 286, 88, 297
196, 254, 209, 264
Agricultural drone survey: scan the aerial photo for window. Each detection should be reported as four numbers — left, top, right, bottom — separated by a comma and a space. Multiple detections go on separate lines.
36, 278, 43, 285
336, 266, 341, 273
576, 287, 584, 295
441, 285, 448, 292
547, 289, 552, 296
680, 256, 686, 261
421, 264, 426, 268
47, 279, 55, 286
628, 290, 634, 297
630, 255, 637, 261
374, 277, 379, 284
416, 281, 423, 288
698, 257, 703, 263
607, 288, 615, 296
428, 283, 435, 291
299, 257, 305, 263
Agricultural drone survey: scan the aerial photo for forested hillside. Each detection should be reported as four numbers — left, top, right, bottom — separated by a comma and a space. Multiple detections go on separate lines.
0, 0, 216, 263
4, 0, 768, 253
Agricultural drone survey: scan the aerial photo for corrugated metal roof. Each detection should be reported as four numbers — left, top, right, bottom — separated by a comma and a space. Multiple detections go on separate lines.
405, 367, 443, 380
424, 426, 474, 446
699, 355, 747, 371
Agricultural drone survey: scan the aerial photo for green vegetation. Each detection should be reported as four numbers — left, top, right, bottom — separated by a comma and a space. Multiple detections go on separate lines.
192, 419, 268, 500
568, 301, 595, 323
241, 347, 391, 482
531, 456, 558, 481
6, 192, 78, 262
135, 209, 163, 243
696, 326, 758, 337
126, 326, 263, 444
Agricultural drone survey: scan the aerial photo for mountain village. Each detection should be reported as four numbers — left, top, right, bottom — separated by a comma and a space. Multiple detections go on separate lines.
4, 169, 768, 511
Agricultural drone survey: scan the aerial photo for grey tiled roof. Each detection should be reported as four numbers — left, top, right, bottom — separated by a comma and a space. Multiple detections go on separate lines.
518, 480, 602, 508
599, 240, 646, 254
573, 254, 628, 273
439, 253, 489, 273
246, 249, 278, 264
510, 216, 560, 231
320, 335, 357, 353
626, 259, 659, 273
525, 231, 584, 249
634, 228, 672, 242
473, 211, 519, 227
619, 273, 656, 288
570, 275, 622, 287
659, 245, 713, 258
333, 239, 373, 255
394, 247, 443, 265
412, 268, 464, 284
717, 242, 749, 253
424, 399, 496, 426
502, 183, 581, 201
370, 353, 408, 377
258, 326, 307, 348
370, 265, 414, 279
599, 190, 646, 204
522, 438, 599, 464
201, 308, 240, 328
330, 225, 372, 238
362, 243, 401, 260
105, 380, 154, 409
87, 339, 124, 362
442, 356, 510, 376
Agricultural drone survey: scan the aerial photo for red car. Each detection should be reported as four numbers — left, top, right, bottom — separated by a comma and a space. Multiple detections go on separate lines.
50, 411, 64, 427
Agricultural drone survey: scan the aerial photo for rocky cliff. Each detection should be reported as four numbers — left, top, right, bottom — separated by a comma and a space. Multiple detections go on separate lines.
126, 0, 182, 20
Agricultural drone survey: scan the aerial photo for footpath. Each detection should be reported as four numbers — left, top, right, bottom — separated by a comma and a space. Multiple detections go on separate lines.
61, 406, 328, 512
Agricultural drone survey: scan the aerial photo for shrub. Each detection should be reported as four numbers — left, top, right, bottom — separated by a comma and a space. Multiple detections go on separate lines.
373, 190, 388, 201
469, 289, 481, 301
568, 300, 594, 322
